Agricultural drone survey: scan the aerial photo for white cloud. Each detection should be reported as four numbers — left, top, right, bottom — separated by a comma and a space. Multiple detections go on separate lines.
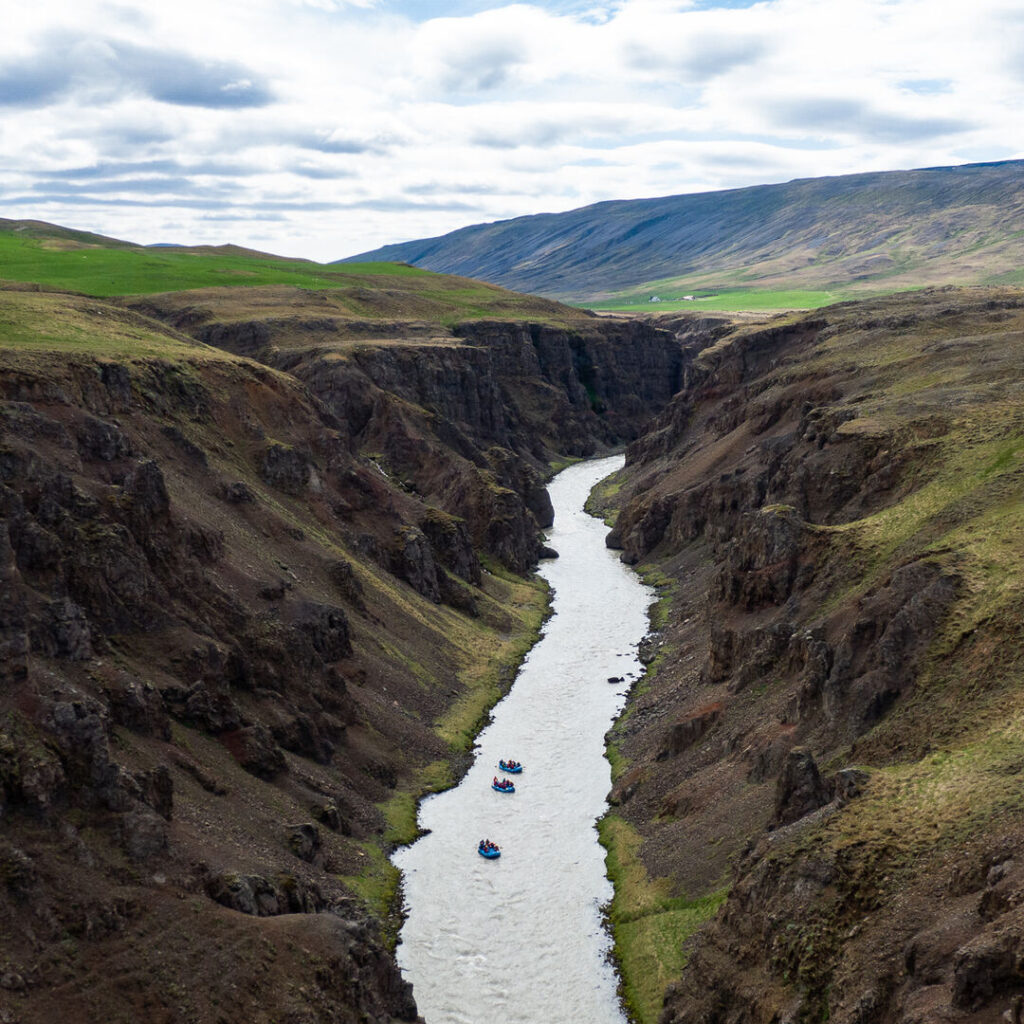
0, 0, 1019, 261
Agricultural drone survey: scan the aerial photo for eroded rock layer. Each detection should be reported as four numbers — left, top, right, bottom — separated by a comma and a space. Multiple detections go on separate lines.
601, 288, 1024, 1024
0, 285, 684, 1024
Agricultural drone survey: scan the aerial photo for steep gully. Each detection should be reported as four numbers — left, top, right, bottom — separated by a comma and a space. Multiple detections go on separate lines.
5, 287, 1019, 1023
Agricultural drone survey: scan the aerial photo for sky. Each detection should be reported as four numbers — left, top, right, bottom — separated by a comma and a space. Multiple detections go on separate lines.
1, 0, 1022, 262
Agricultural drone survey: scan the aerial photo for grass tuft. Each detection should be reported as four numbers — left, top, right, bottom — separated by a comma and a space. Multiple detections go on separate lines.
599, 814, 728, 1024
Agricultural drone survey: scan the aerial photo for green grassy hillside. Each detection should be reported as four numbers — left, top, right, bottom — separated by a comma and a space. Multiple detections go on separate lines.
0, 220, 583, 326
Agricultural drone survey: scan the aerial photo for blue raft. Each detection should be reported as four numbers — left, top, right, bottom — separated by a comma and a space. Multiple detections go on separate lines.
478, 843, 501, 859
492, 780, 515, 793
499, 760, 523, 774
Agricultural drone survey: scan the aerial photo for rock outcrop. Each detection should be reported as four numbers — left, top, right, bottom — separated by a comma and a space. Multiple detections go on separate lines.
132, 293, 685, 575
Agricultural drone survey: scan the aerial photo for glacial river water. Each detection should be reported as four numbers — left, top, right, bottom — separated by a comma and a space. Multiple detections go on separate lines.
392, 456, 654, 1024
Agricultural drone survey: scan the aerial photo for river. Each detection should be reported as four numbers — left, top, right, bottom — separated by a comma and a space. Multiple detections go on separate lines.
392, 456, 654, 1024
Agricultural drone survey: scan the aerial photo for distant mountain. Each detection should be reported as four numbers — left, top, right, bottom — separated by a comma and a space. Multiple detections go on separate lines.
340, 160, 1024, 303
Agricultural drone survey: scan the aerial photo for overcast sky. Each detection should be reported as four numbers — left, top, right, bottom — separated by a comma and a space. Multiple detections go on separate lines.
2, 0, 1022, 262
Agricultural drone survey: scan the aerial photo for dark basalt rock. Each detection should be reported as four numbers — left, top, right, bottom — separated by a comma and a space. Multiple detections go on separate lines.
134, 765, 173, 820
294, 600, 352, 662
77, 414, 131, 462
390, 525, 441, 603
287, 822, 321, 863
99, 362, 132, 411
310, 800, 349, 834
220, 725, 288, 779
272, 713, 338, 765
637, 633, 662, 665
259, 579, 289, 601
821, 560, 956, 736
952, 934, 1024, 1010
773, 747, 830, 827
167, 680, 243, 734
832, 767, 868, 803
30, 596, 93, 660
220, 480, 256, 504
258, 442, 316, 495
420, 508, 481, 585
205, 870, 325, 916
118, 808, 168, 861
328, 558, 365, 610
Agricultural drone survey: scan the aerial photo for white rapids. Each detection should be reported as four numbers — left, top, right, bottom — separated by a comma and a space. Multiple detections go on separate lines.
392, 456, 654, 1024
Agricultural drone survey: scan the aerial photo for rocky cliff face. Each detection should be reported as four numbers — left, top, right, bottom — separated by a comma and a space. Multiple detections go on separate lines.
0, 317, 472, 1021
602, 288, 1024, 1024
130, 291, 683, 573
0, 285, 688, 1024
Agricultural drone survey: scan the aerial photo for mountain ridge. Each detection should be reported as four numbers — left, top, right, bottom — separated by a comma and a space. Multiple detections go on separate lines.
340, 159, 1024, 304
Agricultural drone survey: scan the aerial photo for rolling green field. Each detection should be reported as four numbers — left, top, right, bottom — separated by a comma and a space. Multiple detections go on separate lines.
584, 288, 839, 313
0, 223, 585, 326
0, 230, 424, 296
0, 221, 854, 318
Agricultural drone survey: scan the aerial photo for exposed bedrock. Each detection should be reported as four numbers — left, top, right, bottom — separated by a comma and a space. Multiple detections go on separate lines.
1, 296, 701, 1024
0, 345, 492, 1022
605, 291, 1024, 1024
161, 308, 685, 572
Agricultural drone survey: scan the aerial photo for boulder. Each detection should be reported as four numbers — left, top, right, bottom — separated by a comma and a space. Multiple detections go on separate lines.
287, 822, 321, 862
637, 633, 663, 666
390, 526, 441, 603
220, 480, 256, 504
258, 442, 314, 495
311, 800, 348, 833
125, 460, 170, 519
119, 808, 168, 861
205, 870, 326, 916
328, 559, 365, 611
77, 415, 131, 462
134, 764, 173, 820
773, 747, 830, 826
952, 934, 1024, 1010
220, 725, 288, 779
120, 676, 175, 734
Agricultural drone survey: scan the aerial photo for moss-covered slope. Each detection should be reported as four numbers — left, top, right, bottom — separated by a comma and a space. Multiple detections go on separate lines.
601, 287, 1024, 1024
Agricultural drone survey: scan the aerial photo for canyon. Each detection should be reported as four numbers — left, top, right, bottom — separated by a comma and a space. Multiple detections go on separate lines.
0, 259, 678, 1023
2, 222, 1024, 1024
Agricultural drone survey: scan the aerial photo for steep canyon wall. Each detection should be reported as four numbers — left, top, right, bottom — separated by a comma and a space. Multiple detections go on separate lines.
0, 287, 684, 1024
601, 288, 1024, 1024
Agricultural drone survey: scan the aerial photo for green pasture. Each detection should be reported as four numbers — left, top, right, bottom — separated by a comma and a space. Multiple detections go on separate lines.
584, 288, 838, 313
0, 230, 425, 297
